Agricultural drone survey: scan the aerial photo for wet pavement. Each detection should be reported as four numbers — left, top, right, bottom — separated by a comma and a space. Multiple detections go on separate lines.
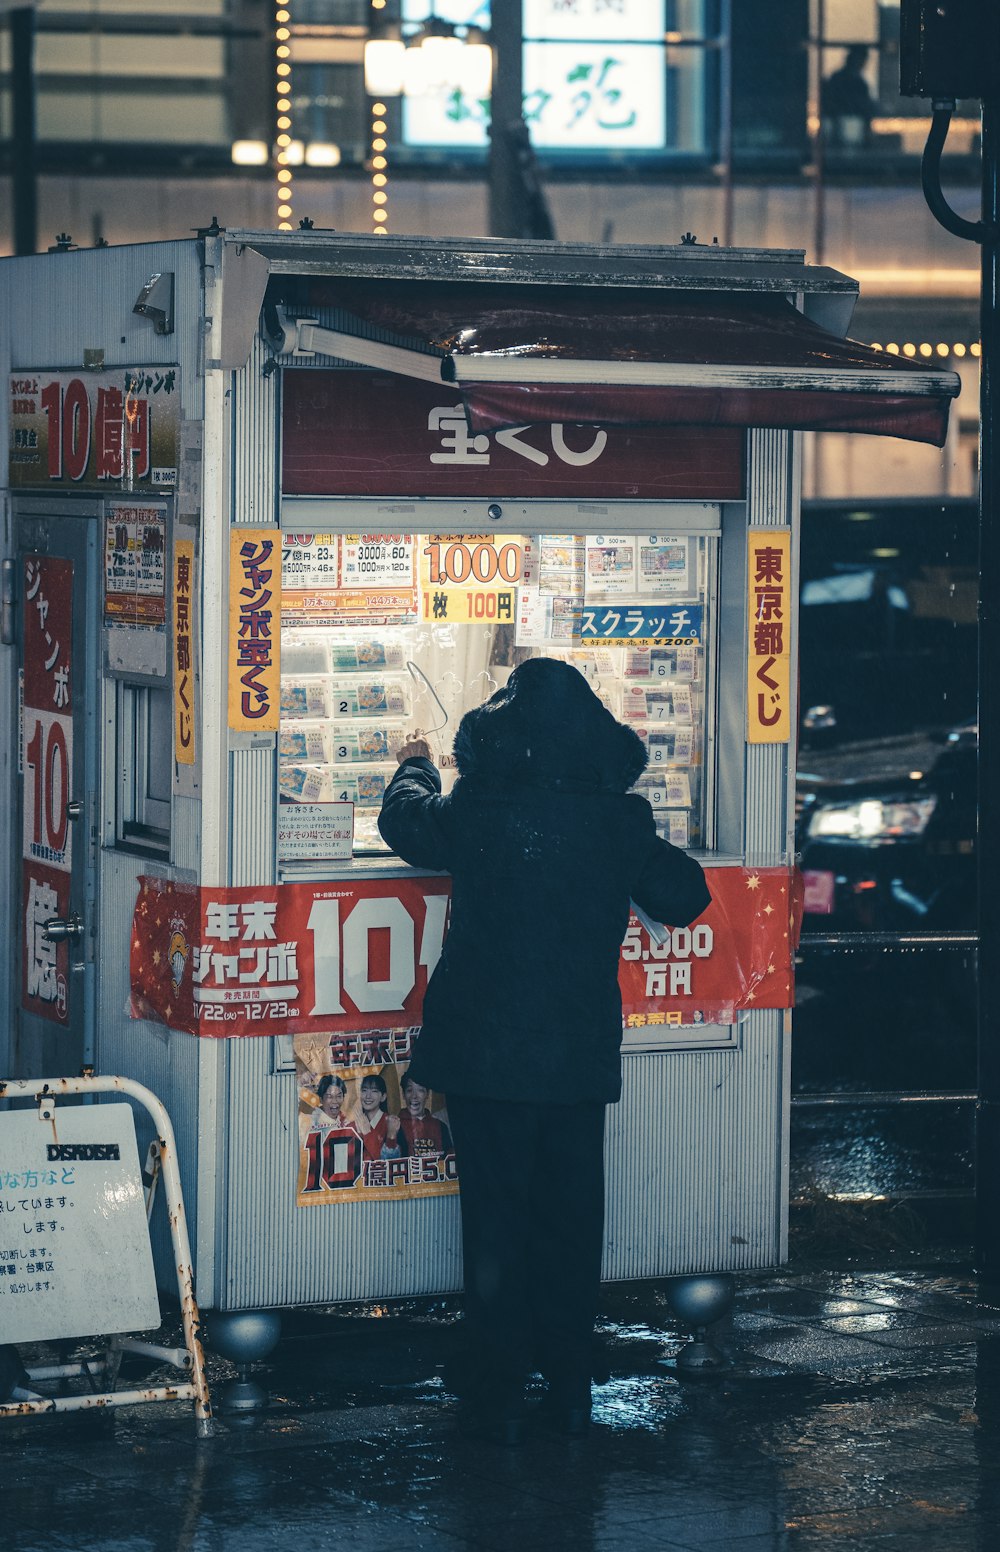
5, 1255, 1000, 1551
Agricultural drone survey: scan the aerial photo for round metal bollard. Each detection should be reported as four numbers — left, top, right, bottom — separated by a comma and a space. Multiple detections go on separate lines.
664, 1274, 735, 1374
207, 1310, 282, 1418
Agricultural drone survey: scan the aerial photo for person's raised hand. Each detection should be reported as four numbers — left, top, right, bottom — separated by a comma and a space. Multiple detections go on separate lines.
385, 1113, 401, 1139
396, 729, 433, 764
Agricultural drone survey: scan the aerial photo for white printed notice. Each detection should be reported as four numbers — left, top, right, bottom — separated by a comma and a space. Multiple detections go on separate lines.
104, 504, 167, 626
637, 536, 694, 597
0, 1103, 159, 1343
277, 801, 354, 862
584, 535, 636, 599
340, 534, 416, 590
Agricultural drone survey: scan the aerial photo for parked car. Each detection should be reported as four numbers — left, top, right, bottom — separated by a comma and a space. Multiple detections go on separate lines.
797, 721, 976, 931
795, 499, 977, 934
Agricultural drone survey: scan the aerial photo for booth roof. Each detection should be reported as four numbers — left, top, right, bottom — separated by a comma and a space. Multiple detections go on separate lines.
290, 280, 960, 448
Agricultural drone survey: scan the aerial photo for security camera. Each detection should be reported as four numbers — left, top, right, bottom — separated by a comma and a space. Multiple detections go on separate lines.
133, 272, 174, 336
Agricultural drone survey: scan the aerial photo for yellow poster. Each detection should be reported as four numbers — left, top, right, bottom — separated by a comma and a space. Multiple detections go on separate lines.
418, 532, 522, 626
173, 538, 196, 765
747, 529, 791, 744
228, 528, 280, 731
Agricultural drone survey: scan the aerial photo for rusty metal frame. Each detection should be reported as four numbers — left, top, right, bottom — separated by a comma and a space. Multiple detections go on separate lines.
0, 1073, 213, 1437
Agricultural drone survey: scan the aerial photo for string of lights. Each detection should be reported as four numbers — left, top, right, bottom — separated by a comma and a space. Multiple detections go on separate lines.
371, 103, 388, 236
869, 341, 981, 357
276, 3, 293, 231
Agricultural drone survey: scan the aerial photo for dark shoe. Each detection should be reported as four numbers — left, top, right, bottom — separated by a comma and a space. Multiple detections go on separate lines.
461, 1404, 527, 1447
457, 1375, 528, 1447
483, 1414, 527, 1447
539, 1381, 592, 1436
442, 1353, 487, 1403
558, 1404, 591, 1437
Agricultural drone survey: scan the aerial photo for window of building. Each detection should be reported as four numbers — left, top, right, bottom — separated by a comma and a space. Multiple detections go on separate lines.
1, 0, 236, 155
814, 0, 981, 160
381, 0, 717, 163
116, 681, 172, 854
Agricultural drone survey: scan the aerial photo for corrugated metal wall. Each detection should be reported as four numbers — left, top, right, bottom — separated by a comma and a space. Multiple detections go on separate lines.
1, 241, 200, 378
233, 330, 279, 527
216, 1026, 784, 1310
605, 1028, 783, 1280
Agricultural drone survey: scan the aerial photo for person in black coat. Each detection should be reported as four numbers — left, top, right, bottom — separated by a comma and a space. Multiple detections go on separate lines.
377, 655, 710, 1441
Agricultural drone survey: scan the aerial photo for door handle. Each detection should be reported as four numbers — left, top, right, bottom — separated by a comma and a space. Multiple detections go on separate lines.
66, 800, 82, 821
42, 913, 83, 944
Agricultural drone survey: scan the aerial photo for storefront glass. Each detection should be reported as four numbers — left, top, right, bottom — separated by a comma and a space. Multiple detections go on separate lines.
279, 527, 716, 863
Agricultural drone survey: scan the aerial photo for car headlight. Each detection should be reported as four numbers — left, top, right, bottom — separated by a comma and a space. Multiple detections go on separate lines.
807, 795, 938, 842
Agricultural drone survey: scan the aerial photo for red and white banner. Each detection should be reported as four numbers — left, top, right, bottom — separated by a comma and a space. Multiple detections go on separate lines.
130, 868, 799, 1039
21, 555, 75, 1025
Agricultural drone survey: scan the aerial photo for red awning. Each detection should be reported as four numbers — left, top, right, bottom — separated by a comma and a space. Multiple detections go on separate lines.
286, 281, 961, 447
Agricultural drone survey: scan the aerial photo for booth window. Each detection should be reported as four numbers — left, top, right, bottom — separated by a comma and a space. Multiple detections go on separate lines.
116, 682, 172, 854
278, 525, 718, 867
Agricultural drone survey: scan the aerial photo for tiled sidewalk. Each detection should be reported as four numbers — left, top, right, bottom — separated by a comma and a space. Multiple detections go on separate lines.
4, 1261, 1000, 1551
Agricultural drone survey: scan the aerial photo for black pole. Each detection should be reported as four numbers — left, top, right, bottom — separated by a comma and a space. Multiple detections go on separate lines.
718, 0, 733, 247
975, 84, 1000, 1277
813, 0, 826, 264
487, 0, 523, 239
11, 6, 38, 257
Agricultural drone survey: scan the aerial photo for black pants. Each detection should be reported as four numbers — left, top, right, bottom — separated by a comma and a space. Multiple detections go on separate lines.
447, 1094, 606, 1405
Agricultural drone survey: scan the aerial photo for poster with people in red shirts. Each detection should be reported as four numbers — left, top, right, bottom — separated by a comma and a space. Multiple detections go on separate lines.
293, 1028, 457, 1207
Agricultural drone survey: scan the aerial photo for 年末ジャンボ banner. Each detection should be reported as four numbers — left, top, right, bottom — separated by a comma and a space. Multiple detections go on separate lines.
129, 868, 799, 1040
293, 1028, 457, 1206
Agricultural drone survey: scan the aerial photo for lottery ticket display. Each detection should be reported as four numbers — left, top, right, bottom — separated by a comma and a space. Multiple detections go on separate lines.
279, 530, 712, 859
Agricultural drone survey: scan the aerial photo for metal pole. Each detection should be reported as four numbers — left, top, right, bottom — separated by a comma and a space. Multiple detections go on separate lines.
11, 6, 38, 257
718, 0, 734, 247
975, 83, 1000, 1277
487, 0, 523, 238
812, 0, 826, 264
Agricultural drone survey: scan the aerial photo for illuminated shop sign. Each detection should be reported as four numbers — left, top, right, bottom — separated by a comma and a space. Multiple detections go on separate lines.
400, 0, 668, 153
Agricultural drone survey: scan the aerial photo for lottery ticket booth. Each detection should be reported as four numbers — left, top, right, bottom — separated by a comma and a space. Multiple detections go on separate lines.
0, 231, 959, 1320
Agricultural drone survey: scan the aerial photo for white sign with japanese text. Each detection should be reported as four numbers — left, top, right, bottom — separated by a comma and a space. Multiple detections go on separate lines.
0, 1104, 159, 1343
277, 801, 355, 862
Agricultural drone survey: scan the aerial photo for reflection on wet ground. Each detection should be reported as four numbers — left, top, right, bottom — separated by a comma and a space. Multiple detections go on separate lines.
792, 948, 976, 1220
6, 1266, 1000, 1551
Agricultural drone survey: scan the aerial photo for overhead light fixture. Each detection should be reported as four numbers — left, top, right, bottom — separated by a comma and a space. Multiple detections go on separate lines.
363, 14, 492, 100
365, 31, 405, 97
231, 140, 269, 165
305, 143, 342, 167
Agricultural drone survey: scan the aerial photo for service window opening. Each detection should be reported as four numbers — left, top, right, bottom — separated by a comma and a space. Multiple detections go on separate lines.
279, 527, 717, 864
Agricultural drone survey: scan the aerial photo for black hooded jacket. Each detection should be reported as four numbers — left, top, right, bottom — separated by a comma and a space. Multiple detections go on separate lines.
377, 657, 711, 1105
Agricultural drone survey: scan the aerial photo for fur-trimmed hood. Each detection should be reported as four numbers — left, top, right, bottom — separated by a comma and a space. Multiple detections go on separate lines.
452, 656, 648, 792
